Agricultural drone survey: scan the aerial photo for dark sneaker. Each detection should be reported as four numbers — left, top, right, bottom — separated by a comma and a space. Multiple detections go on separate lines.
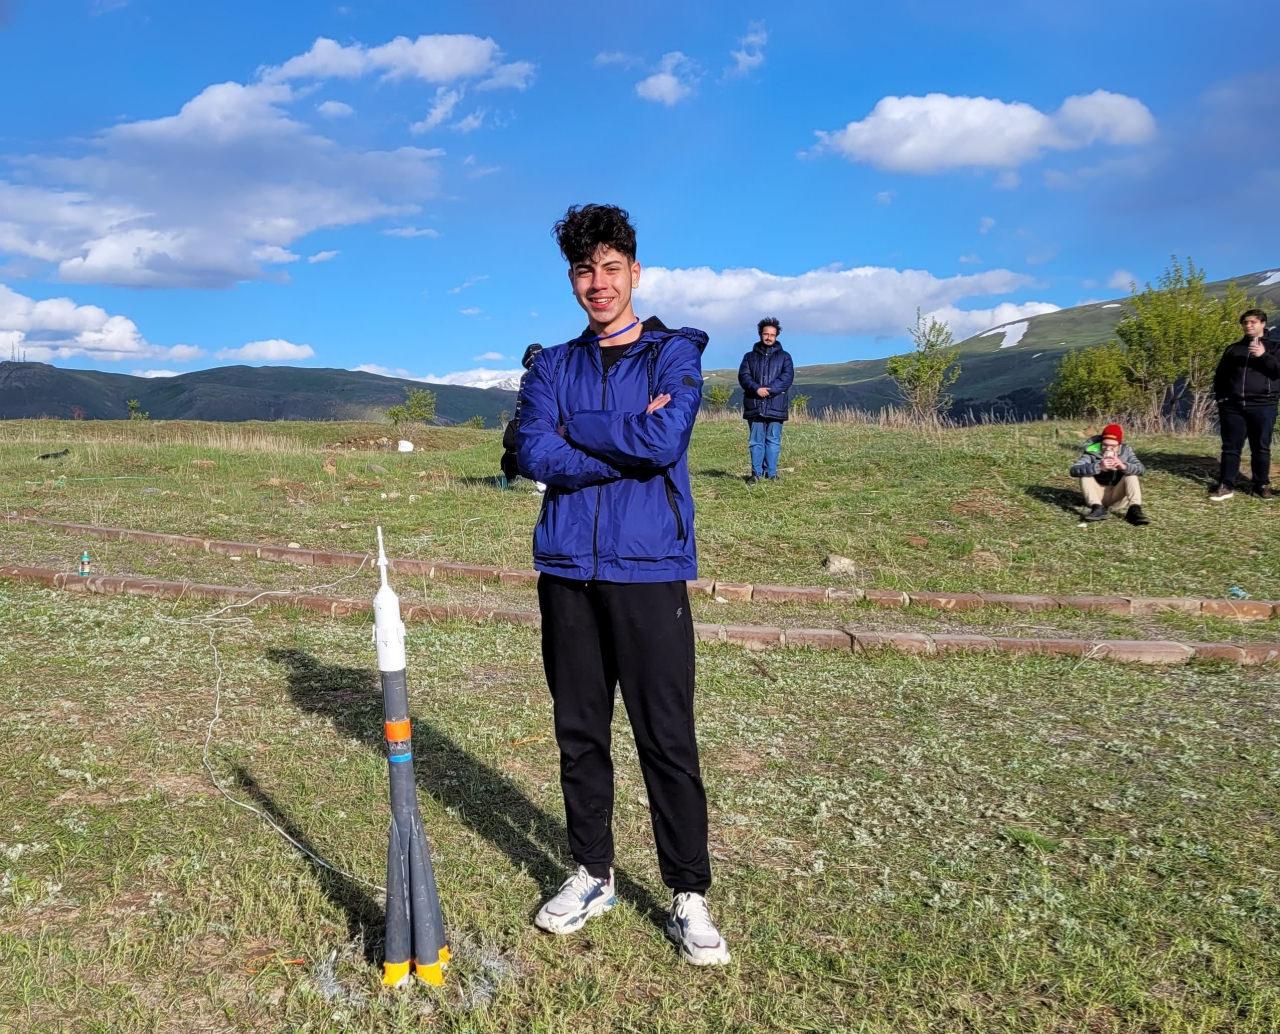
1083, 504, 1108, 522
1256, 485, 1275, 500
1209, 485, 1234, 502
1125, 505, 1150, 526
745, 474, 759, 485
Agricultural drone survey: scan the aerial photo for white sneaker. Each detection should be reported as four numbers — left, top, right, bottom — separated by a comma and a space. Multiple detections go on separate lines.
665, 892, 731, 966
1209, 485, 1234, 501
534, 866, 616, 934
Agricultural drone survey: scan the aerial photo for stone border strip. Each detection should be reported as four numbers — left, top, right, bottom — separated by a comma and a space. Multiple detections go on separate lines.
2, 563, 1277, 668
7, 515, 1278, 622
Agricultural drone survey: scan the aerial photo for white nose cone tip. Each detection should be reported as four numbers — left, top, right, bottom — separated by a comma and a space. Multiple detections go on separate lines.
373, 527, 407, 672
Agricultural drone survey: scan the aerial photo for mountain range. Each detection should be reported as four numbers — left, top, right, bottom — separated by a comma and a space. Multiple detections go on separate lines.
3, 269, 1276, 424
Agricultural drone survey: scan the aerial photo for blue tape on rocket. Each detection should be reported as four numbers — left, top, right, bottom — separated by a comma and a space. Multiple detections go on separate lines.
388, 753, 412, 763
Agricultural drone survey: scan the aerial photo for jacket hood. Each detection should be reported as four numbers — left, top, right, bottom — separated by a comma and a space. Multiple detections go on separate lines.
753, 339, 780, 354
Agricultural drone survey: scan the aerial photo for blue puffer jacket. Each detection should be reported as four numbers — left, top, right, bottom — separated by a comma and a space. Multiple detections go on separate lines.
516, 317, 706, 583
738, 342, 795, 421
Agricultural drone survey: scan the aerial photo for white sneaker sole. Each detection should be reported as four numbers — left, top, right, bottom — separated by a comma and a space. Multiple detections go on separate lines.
664, 919, 731, 966
534, 893, 616, 935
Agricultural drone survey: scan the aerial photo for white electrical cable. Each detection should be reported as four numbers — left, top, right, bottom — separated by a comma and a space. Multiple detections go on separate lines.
158, 556, 389, 896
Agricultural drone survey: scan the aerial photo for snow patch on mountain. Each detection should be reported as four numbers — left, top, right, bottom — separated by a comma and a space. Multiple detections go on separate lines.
982, 322, 1029, 348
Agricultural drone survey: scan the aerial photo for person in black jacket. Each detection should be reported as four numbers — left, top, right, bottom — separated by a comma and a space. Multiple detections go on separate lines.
737, 317, 794, 483
1210, 308, 1279, 501
499, 343, 543, 487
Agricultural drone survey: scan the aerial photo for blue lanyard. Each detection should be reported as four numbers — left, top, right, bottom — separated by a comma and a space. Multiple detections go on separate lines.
588, 318, 640, 343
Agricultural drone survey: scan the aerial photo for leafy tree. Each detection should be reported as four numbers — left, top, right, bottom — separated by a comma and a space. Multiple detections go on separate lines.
1046, 343, 1136, 418
791, 392, 811, 417
885, 310, 960, 424
704, 384, 734, 410
1045, 256, 1256, 429
387, 386, 436, 428
126, 398, 149, 421
1115, 256, 1252, 428
403, 387, 437, 424
461, 414, 486, 428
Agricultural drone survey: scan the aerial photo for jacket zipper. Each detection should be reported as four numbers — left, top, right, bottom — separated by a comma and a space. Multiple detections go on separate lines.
590, 354, 608, 580
663, 474, 686, 541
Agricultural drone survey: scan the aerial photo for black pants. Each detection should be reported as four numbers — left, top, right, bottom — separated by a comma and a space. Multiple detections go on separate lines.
1218, 400, 1277, 489
538, 574, 711, 894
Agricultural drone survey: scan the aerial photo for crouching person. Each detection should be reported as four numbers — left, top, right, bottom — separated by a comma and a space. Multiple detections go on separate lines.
1069, 422, 1150, 525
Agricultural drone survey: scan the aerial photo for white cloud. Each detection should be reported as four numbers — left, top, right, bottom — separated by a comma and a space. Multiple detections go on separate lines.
354, 362, 522, 390
410, 87, 461, 133
452, 110, 486, 133
478, 61, 535, 91
383, 226, 440, 238
316, 100, 354, 118
461, 154, 499, 178
728, 22, 767, 76
264, 35, 507, 86
634, 263, 1059, 340
979, 216, 996, 234
473, 351, 506, 361
134, 369, 179, 378
422, 367, 523, 389
636, 52, 699, 106
0, 33, 535, 289
812, 89, 1156, 173
874, 190, 894, 205
449, 274, 489, 294
4, 80, 445, 288
958, 253, 981, 265
929, 302, 1060, 340
0, 282, 204, 363
1107, 269, 1136, 290
459, 306, 482, 317
353, 362, 429, 381
595, 51, 642, 69
216, 338, 314, 361
307, 250, 339, 263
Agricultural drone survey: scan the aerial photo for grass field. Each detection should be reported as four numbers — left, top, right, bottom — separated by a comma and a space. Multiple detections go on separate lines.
2, 417, 1276, 599
2, 418, 1279, 1033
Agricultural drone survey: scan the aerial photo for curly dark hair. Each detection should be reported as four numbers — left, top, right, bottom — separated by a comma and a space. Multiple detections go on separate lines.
1240, 307, 1269, 326
757, 316, 781, 336
553, 204, 637, 265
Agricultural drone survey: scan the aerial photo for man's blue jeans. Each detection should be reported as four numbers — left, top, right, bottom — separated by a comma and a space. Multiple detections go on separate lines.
747, 419, 783, 478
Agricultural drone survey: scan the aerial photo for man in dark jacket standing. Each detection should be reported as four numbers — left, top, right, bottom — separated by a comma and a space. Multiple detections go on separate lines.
1210, 308, 1279, 501
737, 317, 794, 483
516, 204, 729, 966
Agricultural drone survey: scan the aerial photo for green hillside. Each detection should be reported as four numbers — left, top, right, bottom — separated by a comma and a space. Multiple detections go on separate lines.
0, 363, 516, 426
706, 268, 1280, 417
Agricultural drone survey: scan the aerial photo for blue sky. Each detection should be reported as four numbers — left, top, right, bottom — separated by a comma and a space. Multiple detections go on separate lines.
1, 0, 1274, 384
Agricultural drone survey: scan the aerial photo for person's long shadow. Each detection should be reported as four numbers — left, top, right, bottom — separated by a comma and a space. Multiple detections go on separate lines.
1137, 450, 1218, 486
231, 764, 383, 963
265, 647, 667, 929
1024, 483, 1084, 516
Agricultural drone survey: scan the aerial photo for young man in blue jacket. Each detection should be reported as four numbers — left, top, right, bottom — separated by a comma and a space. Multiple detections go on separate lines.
515, 204, 730, 966
737, 317, 794, 483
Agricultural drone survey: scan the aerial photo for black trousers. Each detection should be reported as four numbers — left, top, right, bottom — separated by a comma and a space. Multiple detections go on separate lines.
538, 574, 711, 894
1218, 400, 1277, 489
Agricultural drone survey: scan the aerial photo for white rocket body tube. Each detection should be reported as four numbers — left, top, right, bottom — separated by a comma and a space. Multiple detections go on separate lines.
374, 527, 406, 673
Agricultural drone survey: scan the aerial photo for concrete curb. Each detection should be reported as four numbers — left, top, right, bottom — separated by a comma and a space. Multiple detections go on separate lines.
2, 562, 1276, 667
8, 515, 1277, 622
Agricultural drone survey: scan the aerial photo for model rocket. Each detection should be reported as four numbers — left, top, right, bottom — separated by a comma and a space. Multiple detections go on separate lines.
373, 527, 450, 987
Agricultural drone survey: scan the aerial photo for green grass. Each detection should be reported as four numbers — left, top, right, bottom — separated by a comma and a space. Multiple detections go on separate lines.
1, 583, 1278, 1032
2, 417, 1276, 600
2, 418, 1278, 1031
